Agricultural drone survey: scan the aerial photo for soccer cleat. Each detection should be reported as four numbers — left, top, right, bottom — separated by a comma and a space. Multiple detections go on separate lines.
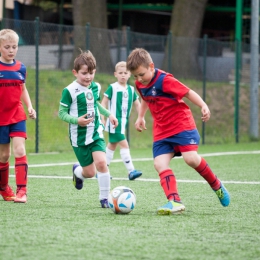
100, 198, 109, 208
157, 200, 185, 215
214, 183, 230, 207
14, 187, 27, 203
128, 170, 142, 180
0, 185, 16, 201
72, 163, 83, 190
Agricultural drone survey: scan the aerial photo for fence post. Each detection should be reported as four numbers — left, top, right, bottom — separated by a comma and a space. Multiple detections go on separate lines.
126, 26, 131, 144
202, 34, 207, 145
35, 17, 39, 153
86, 23, 90, 50
167, 31, 172, 73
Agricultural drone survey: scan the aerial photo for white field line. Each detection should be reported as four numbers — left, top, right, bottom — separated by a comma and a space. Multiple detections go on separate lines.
8, 150, 260, 185
9, 150, 260, 169
8, 175, 260, 185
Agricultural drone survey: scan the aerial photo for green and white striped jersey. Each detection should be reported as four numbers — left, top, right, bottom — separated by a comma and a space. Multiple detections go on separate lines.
60, 80, 103, 147
104, 82, 138, 134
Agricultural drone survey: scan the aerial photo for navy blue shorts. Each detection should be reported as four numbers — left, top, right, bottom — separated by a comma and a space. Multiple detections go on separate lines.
153, 129, 200, 158
0, 121, 27, 144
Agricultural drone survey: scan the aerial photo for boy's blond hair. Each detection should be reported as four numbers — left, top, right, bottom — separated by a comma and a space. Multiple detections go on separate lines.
73, 49, 96, 72
115, 61, 127, 71
126, 48, 153, 71
0, 29, 19, 44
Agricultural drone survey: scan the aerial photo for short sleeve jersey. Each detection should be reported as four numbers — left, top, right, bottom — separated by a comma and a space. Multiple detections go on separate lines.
135, 69, 197, 142
60, 81, 104, 147
104, 82, 138, 134
0, 60, 27, 126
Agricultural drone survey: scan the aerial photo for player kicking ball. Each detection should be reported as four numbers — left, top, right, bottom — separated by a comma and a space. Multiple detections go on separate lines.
126, 48, 230, 215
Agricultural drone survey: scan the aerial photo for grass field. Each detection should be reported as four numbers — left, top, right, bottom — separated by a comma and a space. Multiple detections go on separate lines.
1, 142, 260, 260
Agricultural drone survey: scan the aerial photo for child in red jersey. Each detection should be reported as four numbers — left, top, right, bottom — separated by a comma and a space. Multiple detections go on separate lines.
0, 29, 36, 203
126, 48, 230, 215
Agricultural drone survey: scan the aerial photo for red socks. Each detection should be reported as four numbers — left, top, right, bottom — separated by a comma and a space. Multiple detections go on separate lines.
195, 157, 221, 190
15, 155, 28, 188
159, 169, 181, 202
0, 162, 9, 190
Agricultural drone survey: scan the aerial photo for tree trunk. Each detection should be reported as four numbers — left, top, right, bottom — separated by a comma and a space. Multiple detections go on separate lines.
71, 0, 113, 73
163, 0, 208, 79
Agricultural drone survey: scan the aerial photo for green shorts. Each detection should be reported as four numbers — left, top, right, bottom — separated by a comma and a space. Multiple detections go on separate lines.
108, 133, 126, 143
72, 138, 106, 167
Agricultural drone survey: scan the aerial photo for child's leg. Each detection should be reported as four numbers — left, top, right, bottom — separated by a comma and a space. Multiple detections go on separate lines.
182, 151, 230, 206
182, 151, 221, 190
0, 143, 11, 190
106, 145, 115, 166
159, 168, 181, 202
0, 161, 9, 189
120, 147, 135, 173
93, 151, 111, 207
15, 155, 28, 190
194, 156, 221, 190
154, 153, 181, 202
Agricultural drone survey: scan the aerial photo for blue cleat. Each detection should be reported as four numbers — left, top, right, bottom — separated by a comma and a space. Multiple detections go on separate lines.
214, 183, 230, 207
128, 170, 142, 180
157, 200, 185, 215
72, 163, 83, 190
100, 198, 109, 208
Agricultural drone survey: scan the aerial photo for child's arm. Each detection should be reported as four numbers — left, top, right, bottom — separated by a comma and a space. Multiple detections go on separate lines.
133, 99, 141, 114
185, 89, 211, 122
21, 84, 36, 119
135, 99, 148, 132
97, 102, 118, 128
58, 104, 93, 127
100, 96, 109, 125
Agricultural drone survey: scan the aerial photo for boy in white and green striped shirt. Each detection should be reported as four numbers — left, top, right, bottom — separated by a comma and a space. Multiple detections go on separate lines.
101, 61, 142, 180
59, 50, 118, 208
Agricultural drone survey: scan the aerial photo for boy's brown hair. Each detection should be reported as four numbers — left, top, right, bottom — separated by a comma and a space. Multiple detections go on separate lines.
0, 29, 19, 44
73, 49, 96, 72
126, 48, 153, 71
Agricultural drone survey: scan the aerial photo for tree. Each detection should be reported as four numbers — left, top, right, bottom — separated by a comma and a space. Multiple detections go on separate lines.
71, 0, 113, 73
163, 0, 208, 79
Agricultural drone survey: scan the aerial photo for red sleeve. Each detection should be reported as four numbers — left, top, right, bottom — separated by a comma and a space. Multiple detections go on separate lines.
162, 74, 190, 99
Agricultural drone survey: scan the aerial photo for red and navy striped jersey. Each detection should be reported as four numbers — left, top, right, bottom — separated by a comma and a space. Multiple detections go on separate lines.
0, 60, 27, 126
135, 69, 197, 142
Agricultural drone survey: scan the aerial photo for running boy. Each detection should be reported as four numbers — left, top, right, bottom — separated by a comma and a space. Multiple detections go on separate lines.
0, 29, 36, 203
58, 50, 118, 208
126, 48, 230, 215
101, 61, 142, 180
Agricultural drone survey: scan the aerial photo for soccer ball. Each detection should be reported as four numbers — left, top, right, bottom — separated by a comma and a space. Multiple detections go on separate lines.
108, 186, 136, 214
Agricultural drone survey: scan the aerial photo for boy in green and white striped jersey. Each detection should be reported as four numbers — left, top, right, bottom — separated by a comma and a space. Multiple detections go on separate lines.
101, 61, 142, 180
58, 50, 118, 208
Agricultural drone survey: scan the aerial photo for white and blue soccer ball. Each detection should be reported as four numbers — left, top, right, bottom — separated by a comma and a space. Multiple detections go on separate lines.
108, 186, 136, 214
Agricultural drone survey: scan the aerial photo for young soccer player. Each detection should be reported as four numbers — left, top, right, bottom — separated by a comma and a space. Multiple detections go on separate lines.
0, 29, 36, 203
101, 61, 142, 180
126, 48, 230, 215
58, 50, 118, 208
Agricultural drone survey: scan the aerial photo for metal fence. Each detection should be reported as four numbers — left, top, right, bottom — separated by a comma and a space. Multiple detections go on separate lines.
1, 18, 259, 153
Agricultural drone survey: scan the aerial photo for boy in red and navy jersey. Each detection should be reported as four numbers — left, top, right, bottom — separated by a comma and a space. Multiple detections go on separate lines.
0, 29, 36, 203
126, 48, 230, 215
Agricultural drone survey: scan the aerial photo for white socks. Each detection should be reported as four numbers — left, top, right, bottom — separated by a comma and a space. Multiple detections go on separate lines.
120, 148, 134, 173
74, 165, 86, 180
97, 172, 111, 200
106, 147, 114, 166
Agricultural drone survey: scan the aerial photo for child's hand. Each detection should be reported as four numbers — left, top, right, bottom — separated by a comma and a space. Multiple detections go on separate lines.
28, 107, 36, 119
135, 117, 147, 132
201, 105, 210, 122
78, 113, 94, 127
108, 114, 118, 129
